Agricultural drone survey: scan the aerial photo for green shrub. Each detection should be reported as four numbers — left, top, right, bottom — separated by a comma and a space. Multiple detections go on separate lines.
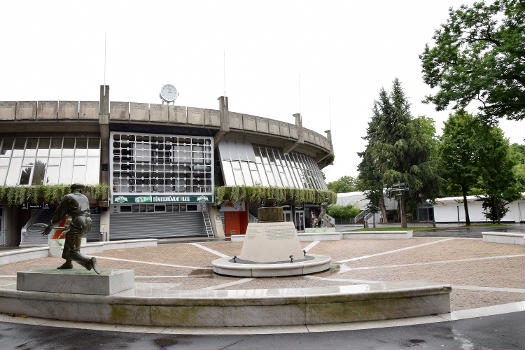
327, 205, 360, 219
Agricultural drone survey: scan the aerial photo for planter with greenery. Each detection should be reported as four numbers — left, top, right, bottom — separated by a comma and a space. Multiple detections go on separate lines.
214, 186, 337, 206
0, 184, 110, 206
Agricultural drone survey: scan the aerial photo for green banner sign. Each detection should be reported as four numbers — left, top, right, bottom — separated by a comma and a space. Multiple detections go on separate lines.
112, 194, 213, 204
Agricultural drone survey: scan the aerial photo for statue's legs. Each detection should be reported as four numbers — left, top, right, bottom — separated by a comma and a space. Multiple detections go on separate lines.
59, 216, 100, 274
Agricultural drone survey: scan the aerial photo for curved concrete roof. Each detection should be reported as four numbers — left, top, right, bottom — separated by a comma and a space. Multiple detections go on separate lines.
0, 100, 333, 166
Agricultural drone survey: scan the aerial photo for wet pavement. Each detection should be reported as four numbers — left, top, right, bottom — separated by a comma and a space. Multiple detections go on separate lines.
0, 311, 523, 350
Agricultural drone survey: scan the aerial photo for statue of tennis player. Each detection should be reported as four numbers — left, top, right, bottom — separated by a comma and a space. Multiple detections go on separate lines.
43, 184, 101, 274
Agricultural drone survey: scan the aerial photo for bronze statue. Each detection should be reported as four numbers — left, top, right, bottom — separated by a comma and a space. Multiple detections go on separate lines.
43, 184, 101, 274
313, 201, 335, 228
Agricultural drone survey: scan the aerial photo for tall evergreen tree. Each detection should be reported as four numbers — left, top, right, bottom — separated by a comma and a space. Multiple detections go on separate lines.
358, 79, 440, 228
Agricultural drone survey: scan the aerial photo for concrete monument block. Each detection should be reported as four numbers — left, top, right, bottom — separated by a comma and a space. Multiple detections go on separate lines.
130, 103, 150, 121
229, 112, 243, 129
268, 120, 280, 135
279, 122, 290, 137
204, 109, 220, 126
37, 101, 58, 119
240, 222, 304, 263
256, 117, 269, 133
243, 115, 257, 131
0, 101, 16, 120
16, 101, 37, 120
172, 106, 187, 124
149, 104, 168, 122
58, 101, 79, 119
110, 102, 130, 120
17, 269, 134, 295
79, 101, 99, 119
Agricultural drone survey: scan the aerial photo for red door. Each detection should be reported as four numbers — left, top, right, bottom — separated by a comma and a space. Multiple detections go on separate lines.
224, 210, 248, 236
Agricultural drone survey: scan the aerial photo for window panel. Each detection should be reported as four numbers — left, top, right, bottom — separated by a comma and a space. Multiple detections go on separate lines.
85, 158, 99, 185
88, 138, 101, 156
49, 138, 62, 157
0, 138, 14, 157
72, 166, 86, 183
5, 158, 21, 185
59, 158, 73, 183
75, 138, 87, 157
0, 167, 7, 186
111, 132, 213, 194
13, 138, 25, 157
62, 138, 75, 157
45, 166, 60, 185
37, 138, 50, 157
31, 160, 46, 185
24, 138, 38, 157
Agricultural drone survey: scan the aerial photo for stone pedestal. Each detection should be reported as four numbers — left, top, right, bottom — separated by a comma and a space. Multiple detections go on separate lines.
17, 269, 134, 295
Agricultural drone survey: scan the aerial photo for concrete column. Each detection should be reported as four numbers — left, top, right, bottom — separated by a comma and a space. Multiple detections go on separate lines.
214, 96, 229, 147
3, 207, 22, 246
99, 85, 110, 185
295, 113, 304, 143
99, 208, 110, 241
316, 129, 335, 166
208, 205, 225, 239
284, 113, 304, 154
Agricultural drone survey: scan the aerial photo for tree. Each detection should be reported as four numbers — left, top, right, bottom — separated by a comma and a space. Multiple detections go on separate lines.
440, 110, 484, 225
510, 143, 525, 192
477, 126, 521, 223
327, 176, 358, 193
420, 0, 525, 123
358, 79, 440, 228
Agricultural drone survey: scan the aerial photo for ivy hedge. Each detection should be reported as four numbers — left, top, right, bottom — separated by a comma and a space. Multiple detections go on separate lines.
0, 184, 110, 206
214, 186, 337, 206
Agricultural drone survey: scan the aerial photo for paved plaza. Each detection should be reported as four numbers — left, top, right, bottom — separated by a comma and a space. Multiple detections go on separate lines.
1, 236, 523, 312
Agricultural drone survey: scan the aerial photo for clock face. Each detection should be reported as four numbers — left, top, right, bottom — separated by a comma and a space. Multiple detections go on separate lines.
160, 84, 178, 102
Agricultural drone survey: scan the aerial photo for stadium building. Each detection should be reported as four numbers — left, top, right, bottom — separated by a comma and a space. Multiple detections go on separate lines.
0, 85, 334, 246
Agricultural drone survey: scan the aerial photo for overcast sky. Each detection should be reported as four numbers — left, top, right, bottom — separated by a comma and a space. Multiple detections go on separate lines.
1, 0, 524, 182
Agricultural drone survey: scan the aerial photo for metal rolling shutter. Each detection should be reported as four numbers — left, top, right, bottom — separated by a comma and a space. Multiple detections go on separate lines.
109, 212, 207, 240
86, 214, 101, 242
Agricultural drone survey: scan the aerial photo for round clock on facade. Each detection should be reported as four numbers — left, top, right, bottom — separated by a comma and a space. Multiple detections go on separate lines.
160, 84, 178, 103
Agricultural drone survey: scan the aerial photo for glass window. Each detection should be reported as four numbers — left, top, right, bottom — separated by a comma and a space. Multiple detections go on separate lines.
187, 204, 197, 211
45, 166, 60, 185
37, 138, 50, 157
32, 160, 46, 185
120, 206, 132, 212
19, 167, 32, 185
5, 158, 21, 185
86, 158, 100, 184
59, 158, 73, 183
0, 138, 14, 157
72, 165, 86, 183
88, 138, 100, 157
13, 138, 25, 157
75, 138, 87, 157
0, 167, 7, 186
24, 138, 38, 157
62, 138, 75, 157
49, 138, 62, 157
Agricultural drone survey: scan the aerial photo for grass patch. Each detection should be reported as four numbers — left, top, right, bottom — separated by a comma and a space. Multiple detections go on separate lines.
346, 226, 434, 232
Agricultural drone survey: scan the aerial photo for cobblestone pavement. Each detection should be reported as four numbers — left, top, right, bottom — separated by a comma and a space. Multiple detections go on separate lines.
1, 236, 523, 311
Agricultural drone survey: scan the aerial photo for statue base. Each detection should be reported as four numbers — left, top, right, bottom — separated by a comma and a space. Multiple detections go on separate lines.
17, 268, 134, 295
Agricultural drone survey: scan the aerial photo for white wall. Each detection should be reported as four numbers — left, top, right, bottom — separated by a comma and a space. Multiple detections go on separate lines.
434, 198, 524, 223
